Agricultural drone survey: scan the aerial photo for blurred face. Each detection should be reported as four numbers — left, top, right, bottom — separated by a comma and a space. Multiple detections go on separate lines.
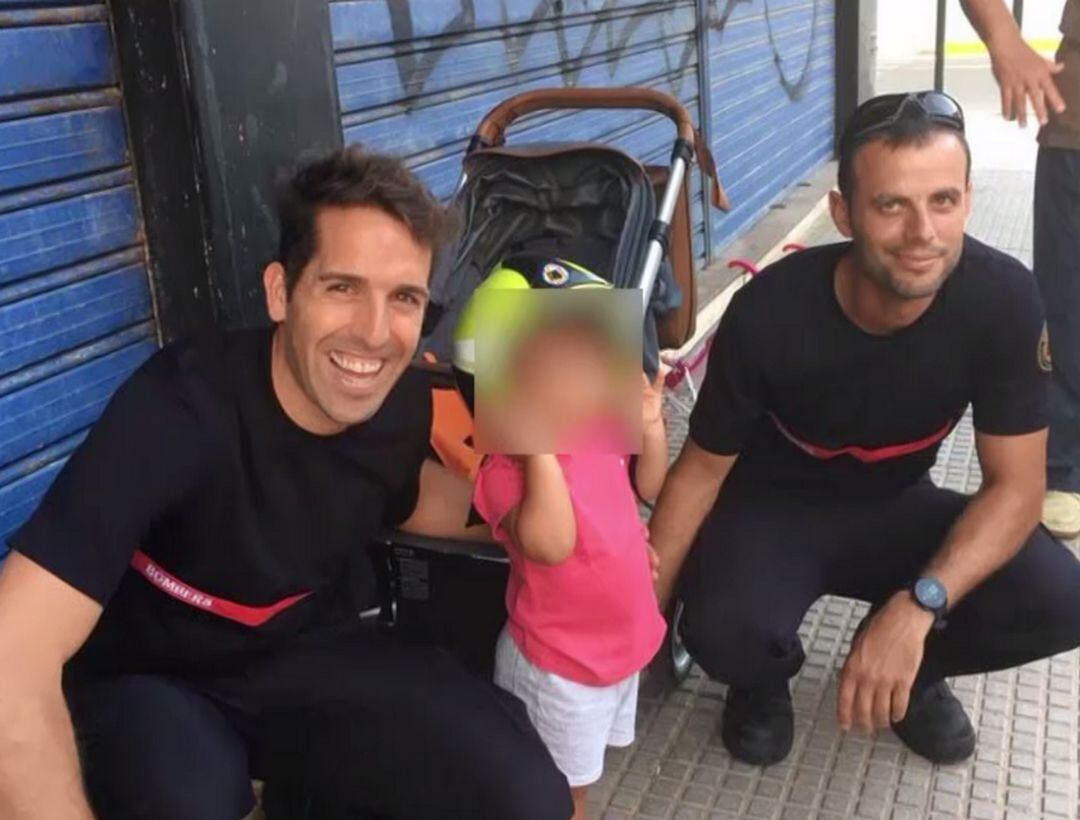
264, 205, 431, 434
830, 131, 972, 300
512, 323, 616, 422
479, 321, 638, 453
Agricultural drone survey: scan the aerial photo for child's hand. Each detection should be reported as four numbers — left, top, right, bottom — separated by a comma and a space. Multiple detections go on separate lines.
642, 367, 667, 432
646, 541, 660, 582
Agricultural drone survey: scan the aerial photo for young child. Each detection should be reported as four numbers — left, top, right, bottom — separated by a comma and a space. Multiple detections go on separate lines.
472, 311, 669, 819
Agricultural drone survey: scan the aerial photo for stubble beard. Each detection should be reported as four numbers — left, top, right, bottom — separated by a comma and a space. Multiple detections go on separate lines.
853, 239, 961, 301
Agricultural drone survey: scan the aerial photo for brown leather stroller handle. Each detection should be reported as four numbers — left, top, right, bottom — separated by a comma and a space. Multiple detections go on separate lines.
473, 87, 730, 211
475, 87, 697, 145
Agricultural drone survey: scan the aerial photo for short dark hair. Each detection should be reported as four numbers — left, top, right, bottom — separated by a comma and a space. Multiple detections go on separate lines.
837, 117, 971, 201
277, 145, 459, 294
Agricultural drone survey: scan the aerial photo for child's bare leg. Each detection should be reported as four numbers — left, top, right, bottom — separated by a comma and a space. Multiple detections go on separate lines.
571, 786, 589, 820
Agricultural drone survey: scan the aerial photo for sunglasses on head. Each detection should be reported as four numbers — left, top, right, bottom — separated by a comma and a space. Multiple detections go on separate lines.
843, 91, 965, 150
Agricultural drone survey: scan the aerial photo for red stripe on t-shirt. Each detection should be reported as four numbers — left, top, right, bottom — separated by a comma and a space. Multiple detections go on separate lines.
130, 550, 311, 627
768, 413, 955, 464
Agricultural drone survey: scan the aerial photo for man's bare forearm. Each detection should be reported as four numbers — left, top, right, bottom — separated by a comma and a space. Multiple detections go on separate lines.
925, 478, 1041, 608
0, 684, 94, 819
0, 556, 103, 819
649, 442, 735, 607
960, 0, 1022, 50
959, 0, 1065, 125
401, 459, 491, 539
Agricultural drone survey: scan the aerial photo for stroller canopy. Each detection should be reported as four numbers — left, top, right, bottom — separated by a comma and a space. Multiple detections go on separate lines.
423, 144, 681, 377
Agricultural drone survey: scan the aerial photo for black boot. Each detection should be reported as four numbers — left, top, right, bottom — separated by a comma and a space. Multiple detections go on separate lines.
720, 683, 794, 766
891, 679, 976, 764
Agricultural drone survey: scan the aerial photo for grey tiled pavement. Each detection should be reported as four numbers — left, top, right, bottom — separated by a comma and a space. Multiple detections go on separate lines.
593, 134, 1079, 818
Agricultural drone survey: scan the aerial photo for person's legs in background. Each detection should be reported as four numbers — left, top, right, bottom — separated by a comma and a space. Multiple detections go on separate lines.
1034, 146, 1080, 538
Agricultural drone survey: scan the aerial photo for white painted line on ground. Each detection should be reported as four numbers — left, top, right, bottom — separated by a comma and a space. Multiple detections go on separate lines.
668, 272, 750, 359
755, 193, 833, 270
668, 193, 831, 359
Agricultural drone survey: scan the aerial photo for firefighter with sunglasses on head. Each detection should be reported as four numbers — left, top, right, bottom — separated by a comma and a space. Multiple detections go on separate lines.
650, 92, 1080, 767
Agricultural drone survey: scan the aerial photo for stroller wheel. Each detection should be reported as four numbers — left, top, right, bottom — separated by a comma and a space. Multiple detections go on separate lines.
650, 597, 694, 689
667, 597, 694, 682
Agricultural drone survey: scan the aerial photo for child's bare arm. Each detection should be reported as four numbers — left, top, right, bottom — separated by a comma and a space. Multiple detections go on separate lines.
635, 420, 669, 503
507, 455, 577, 565
634, 369, 669, 503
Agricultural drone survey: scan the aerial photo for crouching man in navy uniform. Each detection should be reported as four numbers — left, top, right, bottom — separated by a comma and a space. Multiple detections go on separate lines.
651, 93, 1080, 767
0, 148, 573, 820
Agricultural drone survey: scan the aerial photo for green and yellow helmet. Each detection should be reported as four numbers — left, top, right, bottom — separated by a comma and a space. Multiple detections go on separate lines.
452, 252, 610, 375
451, 252, 612, 411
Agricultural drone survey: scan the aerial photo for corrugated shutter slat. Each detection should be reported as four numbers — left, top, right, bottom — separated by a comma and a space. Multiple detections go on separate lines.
707, 0, 836, 248
330, 0, 708, 249
0, 5, 157, 557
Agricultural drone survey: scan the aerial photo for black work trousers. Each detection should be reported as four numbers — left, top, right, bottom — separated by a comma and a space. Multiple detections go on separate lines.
1034, 146, 1080, 492
679, 475, 1080, 692
65, 627, 572, 820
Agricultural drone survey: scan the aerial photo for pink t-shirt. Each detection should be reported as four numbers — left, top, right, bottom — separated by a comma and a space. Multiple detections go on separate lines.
473, 450, 666, 686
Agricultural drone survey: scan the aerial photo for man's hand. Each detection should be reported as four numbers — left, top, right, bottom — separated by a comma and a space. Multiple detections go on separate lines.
837, 591, 935, 733
960, 0, 1065, 128
989, 36, 1065, 127
649, 442, 735, 609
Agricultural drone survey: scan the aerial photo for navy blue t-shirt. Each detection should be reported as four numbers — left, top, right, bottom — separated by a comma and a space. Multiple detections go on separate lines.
689, 236, 1049, 495
12, 328, 431, 679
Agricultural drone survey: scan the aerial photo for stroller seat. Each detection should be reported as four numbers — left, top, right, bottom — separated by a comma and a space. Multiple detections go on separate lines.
371, 86, 727, 681
425, 143, 684, 378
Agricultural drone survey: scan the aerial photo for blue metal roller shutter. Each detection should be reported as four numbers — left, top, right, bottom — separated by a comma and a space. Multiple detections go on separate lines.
0, 3, 158, 558
704, 0, 835, 249
330, 0, 710, 263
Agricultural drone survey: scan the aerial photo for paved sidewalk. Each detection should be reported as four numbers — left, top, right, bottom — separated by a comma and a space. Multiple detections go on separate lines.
593, 62, 1079, 820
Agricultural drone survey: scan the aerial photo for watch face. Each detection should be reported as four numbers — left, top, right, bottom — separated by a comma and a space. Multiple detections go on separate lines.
914, 577, 947, 610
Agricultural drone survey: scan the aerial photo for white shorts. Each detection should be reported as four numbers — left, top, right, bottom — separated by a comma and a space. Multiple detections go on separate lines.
493, 627, 639, 787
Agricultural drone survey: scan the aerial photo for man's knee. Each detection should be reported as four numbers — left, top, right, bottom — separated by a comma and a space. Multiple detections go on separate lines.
85, 765, 254, 820
71, 676, 254, 820
480, 735, 573, 820
680, 592, 806, 689
1035, 534, 1080, 651
955, 529, 1080, 666
441, 685, 571, 820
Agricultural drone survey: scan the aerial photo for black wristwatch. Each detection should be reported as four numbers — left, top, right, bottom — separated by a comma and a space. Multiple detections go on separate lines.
911, 576, 949, 630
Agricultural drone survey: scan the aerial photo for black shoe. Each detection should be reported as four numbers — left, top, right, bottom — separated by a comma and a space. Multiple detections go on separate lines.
891, 680, 976, 764
720, 684, 794, 766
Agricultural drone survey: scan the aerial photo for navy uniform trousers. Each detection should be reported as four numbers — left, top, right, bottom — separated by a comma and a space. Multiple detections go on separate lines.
679, 473, 1080, 692
66, 626, 572, 820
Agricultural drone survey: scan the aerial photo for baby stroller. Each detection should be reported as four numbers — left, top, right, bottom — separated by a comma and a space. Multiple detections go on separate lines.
367, 86, 728, 683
